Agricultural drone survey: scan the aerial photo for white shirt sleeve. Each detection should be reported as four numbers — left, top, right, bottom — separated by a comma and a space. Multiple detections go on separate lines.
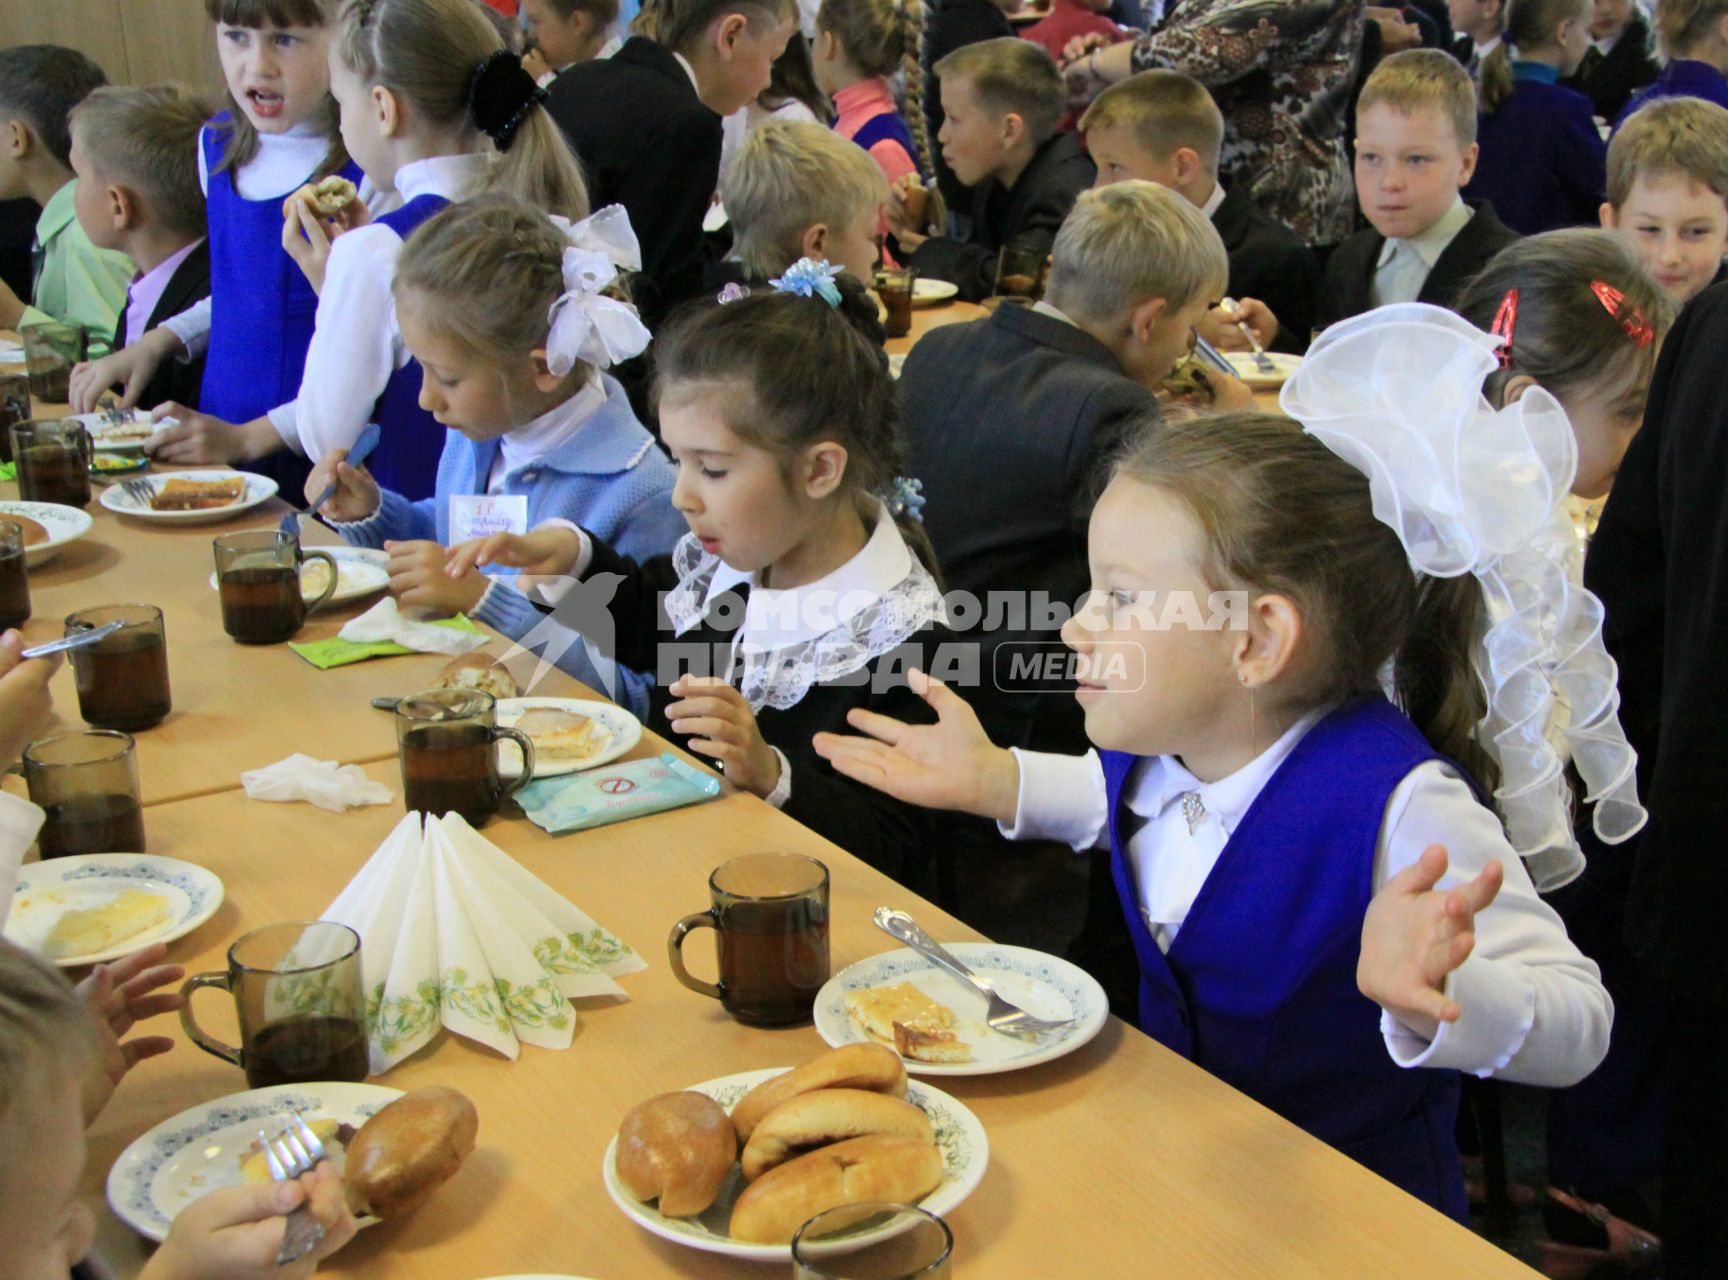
162, 296, 214, 358
292, 225, 406, 461
0, 790, 45, 932
998, 747, 1110, 851
1374, 760, 1612, 1087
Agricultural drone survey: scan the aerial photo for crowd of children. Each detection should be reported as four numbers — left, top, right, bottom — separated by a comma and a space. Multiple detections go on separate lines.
6, 0, 1728, 1273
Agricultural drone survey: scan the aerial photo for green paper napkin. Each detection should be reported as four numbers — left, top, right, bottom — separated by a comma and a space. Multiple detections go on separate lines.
289, 614, 483, 669
0, 462, 14, 482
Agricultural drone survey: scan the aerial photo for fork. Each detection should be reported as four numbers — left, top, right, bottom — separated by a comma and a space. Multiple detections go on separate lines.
873, 907, 1075, 1042
119, 477, 156, 507
1220, 296, 1277, 374
260, 1110, 328, 1265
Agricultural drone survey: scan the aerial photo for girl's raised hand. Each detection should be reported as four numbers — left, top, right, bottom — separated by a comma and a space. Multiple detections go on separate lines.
445, 526, 583, 580
75, 941, 186, 1122
281, 196, 369, 296
812, 670, 1020, 824
1358, 844, 1505, 1041
385, 540, 487, 614
305, 446, 381, 524
666, 676, 781, 797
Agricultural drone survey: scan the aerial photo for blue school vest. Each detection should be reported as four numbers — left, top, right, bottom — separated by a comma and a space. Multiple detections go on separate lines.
1102, 697, 1468, 1220
851, 112, 917, 163
198, 116, 359, 497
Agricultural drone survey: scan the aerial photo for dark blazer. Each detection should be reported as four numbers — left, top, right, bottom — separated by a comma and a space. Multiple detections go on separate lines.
906, 131, 1095, 302
113, 238, 210, 411
546, 38, 722, 327
925, 0, 1015, 212
1466, 77, 1606, 235
1212, 185, 1319, 352
899, 302, 1151, 755
1318, 199, 1519, 326
1565, 11, 1661, 123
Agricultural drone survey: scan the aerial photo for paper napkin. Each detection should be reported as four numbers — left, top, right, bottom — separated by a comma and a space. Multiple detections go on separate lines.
319, 811, 646, 1072
240, 754, 394, 813
289, 603, 486, 669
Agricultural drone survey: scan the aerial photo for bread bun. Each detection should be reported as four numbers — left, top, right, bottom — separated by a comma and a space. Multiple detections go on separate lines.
283, 175, 357, 219
343, 1086, 478, 1219
616, 1091, 737, 1217
728, 1133, 944, 1244
729, 1043, 907, 1145
431, 652, 520, 702
740, 1088, 934, 1182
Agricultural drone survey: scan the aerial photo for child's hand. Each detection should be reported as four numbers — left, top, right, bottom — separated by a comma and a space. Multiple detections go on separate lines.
142, 1165, 357, 1280
666, 676, 782, 797
305, 446, 381, 523
1200, 297, 1280, 352
1194, 364, 1257, 412
385, 539, 488, 614
445, 526, 584, 579
812, 669, 1021, 823
1358, 844, 1505, 1041
522, 45, 553, 81
0, 629, 60, 767
884, 175, 929, 251
145, 406, 276, 465
75, 942, 186, 1123
68, 328, 181, 413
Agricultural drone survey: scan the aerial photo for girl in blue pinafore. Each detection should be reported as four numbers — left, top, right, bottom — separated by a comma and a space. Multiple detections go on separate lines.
812, 304, 1644, 1219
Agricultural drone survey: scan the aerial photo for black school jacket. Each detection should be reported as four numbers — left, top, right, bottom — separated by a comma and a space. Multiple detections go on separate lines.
1317, 199, 1519, 327
1564, 11, 1661, 124
1212, 185, 1320, 352
115, 238, 210, 411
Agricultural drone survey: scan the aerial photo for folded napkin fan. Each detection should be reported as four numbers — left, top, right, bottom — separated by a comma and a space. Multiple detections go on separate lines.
240, 754, 393, 813
318, 811, 646, 1072
289, 597, 488, 669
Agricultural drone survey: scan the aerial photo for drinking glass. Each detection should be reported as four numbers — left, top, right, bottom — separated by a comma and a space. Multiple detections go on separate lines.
875, 267, 918, 339
23, 730, 145, 857
0, 370, 29, 461
19, 320, 85, 404
989, 242, 1046, 307
394, 688, 536, 827
11, 418, 92, 507
212, 529, 338, 644
65, 604, 172, 731
0, 521, 29, 630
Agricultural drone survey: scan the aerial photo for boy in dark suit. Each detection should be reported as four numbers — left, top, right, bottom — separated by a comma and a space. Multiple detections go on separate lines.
886, 38, 1093, 302
1566, 0, 1661, 121
1079, 69, 1318, 351
65, 86, 209, 412
1321, 49, 1519, 327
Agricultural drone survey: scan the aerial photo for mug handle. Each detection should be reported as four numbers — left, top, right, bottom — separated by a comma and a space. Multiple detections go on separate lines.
493, 725, 536, 799
179, 971, 243, 1067
667, 910, 723, 1001
301, 549, 341, 613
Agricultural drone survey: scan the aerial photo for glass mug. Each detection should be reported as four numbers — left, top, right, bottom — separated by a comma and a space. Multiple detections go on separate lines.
394, 688, 535, 827
0, 521, 29, 631
874, 267, 918, 340
19, 319, 85, 404
212, 529, 339, 644
989, 241, 1046, 307
0, 370, 29, 462
180, 921, 370, 1089
11, 418, 93, 507
668, 852, 830, 1026
792, 1203, 954, 1280
65, 604, 172, 732
22, 730, 146, 858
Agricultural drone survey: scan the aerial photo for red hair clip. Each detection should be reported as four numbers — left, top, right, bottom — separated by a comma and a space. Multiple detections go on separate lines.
1591, 281, 1655, 348
1490, 288, 1518, 369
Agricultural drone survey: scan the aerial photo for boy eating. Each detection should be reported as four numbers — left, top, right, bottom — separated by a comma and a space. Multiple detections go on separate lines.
1600, 95, 1728, 304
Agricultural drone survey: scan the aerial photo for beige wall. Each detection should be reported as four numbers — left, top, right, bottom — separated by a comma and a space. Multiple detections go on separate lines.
2, 0, 220, 93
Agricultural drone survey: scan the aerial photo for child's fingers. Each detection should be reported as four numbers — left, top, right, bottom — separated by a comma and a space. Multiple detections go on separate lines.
1454, 858, 1504, 915
665, 693, 744, 723
1384, 844, 1450, 897
811, 734, 896, 788
119, 1033, 177, 1069
668, 715, 735, 742
1423, 929, 1476, 990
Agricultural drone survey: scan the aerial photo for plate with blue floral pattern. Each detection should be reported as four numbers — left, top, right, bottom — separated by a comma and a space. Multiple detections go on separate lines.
4, 853, 223, 966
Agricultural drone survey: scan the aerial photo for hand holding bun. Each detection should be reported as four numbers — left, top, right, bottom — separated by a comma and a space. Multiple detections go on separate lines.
283, 175, 358, 220
741, 1088, 934, 1181
729, 1043, 907, 1145
729, 1134, 944, 1244
343, 1086, 478, 1219
617, 1091, 737, 1217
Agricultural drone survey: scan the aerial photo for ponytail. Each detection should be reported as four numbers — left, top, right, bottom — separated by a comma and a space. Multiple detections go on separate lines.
1485, 0, 1595, 113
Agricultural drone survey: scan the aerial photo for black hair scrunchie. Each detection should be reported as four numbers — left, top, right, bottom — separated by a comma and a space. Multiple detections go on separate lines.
467, 49, 547, 153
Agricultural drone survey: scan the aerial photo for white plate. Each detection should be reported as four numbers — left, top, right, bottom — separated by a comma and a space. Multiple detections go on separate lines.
99, 470, 279, 524
75, 410, 177, 451
814, 943, 1108, 1077
207, 546, 389, 606
107, 1082, 402, 1242
4, 853, 224, 967
602, 1067, 987, 1263
1223, 350, 1302, 390
494, 697, 642, 779
913, 278, 958, 305
0, 499, 93, 567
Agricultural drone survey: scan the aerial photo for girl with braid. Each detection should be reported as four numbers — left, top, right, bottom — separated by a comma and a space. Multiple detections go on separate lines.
813, 0, 936, 188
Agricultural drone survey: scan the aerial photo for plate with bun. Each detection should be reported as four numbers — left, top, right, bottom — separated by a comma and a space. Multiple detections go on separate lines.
99, 469, 279, 523
814, 943, 1109, 1076
493, 696, 641, 779
0, 500, 92, 567
603, 1043, 986, 1262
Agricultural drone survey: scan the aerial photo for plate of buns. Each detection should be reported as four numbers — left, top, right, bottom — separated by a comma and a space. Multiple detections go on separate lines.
4, 853, 223, 967
494, 696, 641, 779
0, 500, 92, 566
99, 469, 279, 523
814, 943, 1109, 1076
604, 1043, 987, 1262
207, 546, 389, 606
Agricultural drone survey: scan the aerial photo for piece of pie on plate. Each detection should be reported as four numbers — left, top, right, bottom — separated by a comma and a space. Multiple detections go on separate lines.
844, 982, 973, 1063
512, 706, 606, 759
150, 477, 246, 511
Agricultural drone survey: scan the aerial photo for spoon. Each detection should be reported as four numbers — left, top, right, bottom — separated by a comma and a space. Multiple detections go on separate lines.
22, 620, 126, 660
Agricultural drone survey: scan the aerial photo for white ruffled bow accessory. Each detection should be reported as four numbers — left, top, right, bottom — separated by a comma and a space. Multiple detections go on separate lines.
543, 205, 652, 376
1281, 303, 1645, 891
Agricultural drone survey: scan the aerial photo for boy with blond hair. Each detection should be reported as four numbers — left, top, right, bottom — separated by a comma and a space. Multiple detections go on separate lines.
1079, 69, 1317, 351
1321, 48, 1520, 327
886, 37, 1093, 302
1600, 95, 1728, 303
66, 85, 211, 412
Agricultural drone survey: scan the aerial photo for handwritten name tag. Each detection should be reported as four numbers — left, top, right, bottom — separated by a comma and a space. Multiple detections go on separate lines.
450, 494, 529, 543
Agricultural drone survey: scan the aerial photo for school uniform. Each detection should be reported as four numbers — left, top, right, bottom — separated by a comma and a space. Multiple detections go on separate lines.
906, 131, 1095, 302
925, 0, 1016, 212
1022, 0, 1123, 62
1614, 58, 1728, 130
546, 38, 723, 327
832, 78, 920, 187
113, 239, 209, 411
1449, 32, 1501, 79
16, 180, 134, 354
1564, 9, 1660, 123
1466, 64, 1606, 235
1208, 183, 1319, 352
1318, 197, 1519, 327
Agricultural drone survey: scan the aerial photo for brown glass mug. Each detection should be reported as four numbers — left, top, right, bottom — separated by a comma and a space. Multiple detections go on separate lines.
65, 604, 172, 732
394, 688, 535, 827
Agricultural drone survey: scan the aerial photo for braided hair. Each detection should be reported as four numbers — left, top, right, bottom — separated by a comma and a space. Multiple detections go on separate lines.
818, 0, 937, 184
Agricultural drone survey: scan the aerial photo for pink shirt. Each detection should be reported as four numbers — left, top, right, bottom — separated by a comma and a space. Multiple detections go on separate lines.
1023, 0, 1122, 62
832, 78, 920, 187
124, 238, 203, 350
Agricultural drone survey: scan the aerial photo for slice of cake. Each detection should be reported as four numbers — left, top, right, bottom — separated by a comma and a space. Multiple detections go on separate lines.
845, 982, 961, 1044
512, 707, 604, 760
151, 477, 246, 511
892, 1020, 974, 1064
42, 888, 172, 959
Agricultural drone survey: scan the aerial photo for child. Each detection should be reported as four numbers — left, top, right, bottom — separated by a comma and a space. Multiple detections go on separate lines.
1449, 0, 1508, 73
0, 45, 133, 349
546, 0, 799, 325
1564, 0, 1661, 121
521, 0, 621, 84
1079, 69, 1319, 353
447, 265, 951, 880
307, 197, 683, 633
1615, 0, 1728, 125
713, 118, 887, 289
888, 38, 1094, 302
65, 86, 211, 414
815, 305, 1631, 1217
718, 33, 826, 186
1320, 49, 1519, 326
1022, 0, 1123, 64
922, 0, 1015, 212
1466, 0, 1605, 235
1600, 94, 1728, 303
813, 0, 934, 188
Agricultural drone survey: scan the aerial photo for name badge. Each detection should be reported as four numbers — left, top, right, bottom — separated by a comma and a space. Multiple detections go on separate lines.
449, 494, 529, 543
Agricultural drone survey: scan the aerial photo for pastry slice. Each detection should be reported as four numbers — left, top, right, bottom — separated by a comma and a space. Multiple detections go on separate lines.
844, 982, 958, 1045
512, 707, 604, 759
42, 889, 172, 959
892, 1021, 973, 1064
151, 476, 246, 511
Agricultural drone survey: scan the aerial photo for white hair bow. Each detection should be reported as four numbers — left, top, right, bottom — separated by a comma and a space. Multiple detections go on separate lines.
543, 205, 651, 377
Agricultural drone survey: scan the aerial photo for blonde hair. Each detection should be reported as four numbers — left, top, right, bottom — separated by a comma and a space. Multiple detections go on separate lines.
337, 0, 589, 219
634, 0, 797, 55
0, 941, 96, 1136
1481, 0, 1592, 112
816, 0, 935, 183
1655, 0, 1728, 55
204, 0, 348, 179
1608, 95, 1728, 206
71, 85, 212, 241
723, 120, 889, 279
932, 37, 1064, 146
1077, 70, 1223, 176
1044, 180, 1228, 324
1357, 48, 1478, 147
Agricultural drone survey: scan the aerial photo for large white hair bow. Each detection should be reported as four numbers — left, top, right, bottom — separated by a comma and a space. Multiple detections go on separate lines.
543, 205, 651, 376
1281, 304, 1645, 891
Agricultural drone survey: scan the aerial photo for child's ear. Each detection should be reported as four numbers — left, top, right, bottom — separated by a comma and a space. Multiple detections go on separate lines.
1172, 147, 1203, 186
801, 221, 830, 261
715, 13, 751, 58
799, 440, 849, 499
2, 119, 28, 162
1599, 201, 1618, 230
1001, 111, 1027, 152
527, 348, 567, 393
109, 183, 138, 235
1499, 373, 1537, 407
1233, 592, 1302, 688
1456, 140, 1480, 188
1127, 295, 1170, 345
373, 84, 404, 138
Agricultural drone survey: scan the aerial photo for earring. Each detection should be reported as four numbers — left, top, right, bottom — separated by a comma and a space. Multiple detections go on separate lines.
1238, 672, 1249, 685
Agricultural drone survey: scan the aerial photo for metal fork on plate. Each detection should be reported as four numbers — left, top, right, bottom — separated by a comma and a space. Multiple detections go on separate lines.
119, 477, 157, 507
260, 1110, 329, 1265
1219, 296, 1277, 374
873, 907, 1074, 1042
